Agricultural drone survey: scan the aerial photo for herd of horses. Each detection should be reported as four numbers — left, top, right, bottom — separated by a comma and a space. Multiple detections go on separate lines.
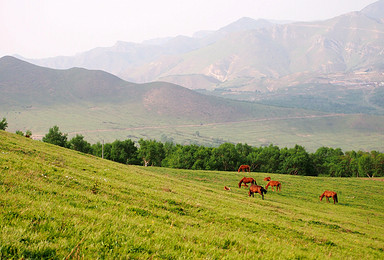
231, 165, 338, 203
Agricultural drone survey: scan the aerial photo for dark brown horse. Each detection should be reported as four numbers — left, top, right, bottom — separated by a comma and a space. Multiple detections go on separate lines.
238, 177, 257, 188
248, 184, 267, 200
238, 165, 250, 173
319, 191, 338, 204
265, 181, 281, 192
263, 177, 271, 181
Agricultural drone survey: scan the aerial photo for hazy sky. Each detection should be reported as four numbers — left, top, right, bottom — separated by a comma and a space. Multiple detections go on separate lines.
0, 0, 378, 59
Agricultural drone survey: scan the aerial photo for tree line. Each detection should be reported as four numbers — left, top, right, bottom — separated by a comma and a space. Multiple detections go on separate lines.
37, 125, 384, 178
1, 119, 382, 178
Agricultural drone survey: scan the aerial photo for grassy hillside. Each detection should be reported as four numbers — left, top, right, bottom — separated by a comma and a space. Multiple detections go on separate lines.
2, 56, 384, 152
1, 130, 383, 259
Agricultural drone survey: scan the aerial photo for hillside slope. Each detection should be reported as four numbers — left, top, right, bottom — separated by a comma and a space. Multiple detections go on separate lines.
0, 131, 383, 258
0, 56, 321, 133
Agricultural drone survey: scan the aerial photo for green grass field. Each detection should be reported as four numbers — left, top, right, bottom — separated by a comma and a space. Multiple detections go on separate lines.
4, 103, 384, 152
1, 130, 383, 259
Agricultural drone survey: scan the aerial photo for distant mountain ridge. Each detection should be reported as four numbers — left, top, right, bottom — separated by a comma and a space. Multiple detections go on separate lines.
1, 56, 384, 152
6, 1, 384, 116
0, 56, 307, 123
19, 1, 384, 91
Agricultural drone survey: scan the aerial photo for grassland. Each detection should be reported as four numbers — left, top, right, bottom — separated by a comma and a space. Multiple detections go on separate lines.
1, 130, 384, 259
4, 103, 384, 152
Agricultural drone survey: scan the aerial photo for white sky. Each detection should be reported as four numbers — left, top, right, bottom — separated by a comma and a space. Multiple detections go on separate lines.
0, 0, 378, 59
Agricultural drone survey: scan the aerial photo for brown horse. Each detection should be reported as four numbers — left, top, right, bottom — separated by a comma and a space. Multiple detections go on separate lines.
265, 181, 281, 192
238, 177, 257, 188
238, 165, 250, 173
319, 191, 338, 204
263, 177, 271, 181
248, 184, 267, 200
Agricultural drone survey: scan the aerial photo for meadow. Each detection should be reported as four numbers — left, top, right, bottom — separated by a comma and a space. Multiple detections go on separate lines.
1, 130, 383, 259
5, 103, 384, 152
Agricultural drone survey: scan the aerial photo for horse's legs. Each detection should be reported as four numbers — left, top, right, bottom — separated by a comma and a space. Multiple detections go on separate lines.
326, 197, 330, 203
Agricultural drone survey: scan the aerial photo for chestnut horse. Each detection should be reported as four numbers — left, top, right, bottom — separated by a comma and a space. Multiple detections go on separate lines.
265, 181, 281, 192
238, 165, 250, 173
319, 191, 338, 204
238, 177, 257, 188
263, 177, 271, 181
248, 184, 267, 200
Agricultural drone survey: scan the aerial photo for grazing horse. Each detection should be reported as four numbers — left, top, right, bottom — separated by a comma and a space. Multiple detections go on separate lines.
238, 177, 257, 188
248, 184, 267, 200
319, 191, 338, 204
263, 177, 271, 181
238, 165, 250, 173
265, 181, 281, 192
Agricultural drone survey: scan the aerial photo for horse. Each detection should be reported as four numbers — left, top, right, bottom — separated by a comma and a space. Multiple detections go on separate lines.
238, 165, 250, 173
224, 186, 231, 191
319, 191, 338, 204
238, 177, 257, 188
248, 184, 267, 200
265, 181, 281, 192
263, 177, 271, 181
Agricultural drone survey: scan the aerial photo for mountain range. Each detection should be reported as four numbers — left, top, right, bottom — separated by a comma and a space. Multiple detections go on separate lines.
21, 1, 384, 102
2, 1, 384, 151
1, 56, 384, 152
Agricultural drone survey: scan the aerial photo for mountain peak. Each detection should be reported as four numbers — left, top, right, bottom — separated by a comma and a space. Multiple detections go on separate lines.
361, 0, 384, 22
218, 17, 273, 34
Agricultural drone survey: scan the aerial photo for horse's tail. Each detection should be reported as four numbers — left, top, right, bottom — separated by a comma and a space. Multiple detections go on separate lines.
278, 183, 282, 190
334, 194, 338, 203
252, 179, 257, 185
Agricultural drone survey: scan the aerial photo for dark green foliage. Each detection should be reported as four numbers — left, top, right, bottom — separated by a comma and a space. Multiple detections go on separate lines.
42, 125, 68, 147
39, 125, 384, 177
15, 130, 24, 136
68, 134, 91, 153
138, 139, 165, 166
110, 139, 139, 165
0, 117, 7, 130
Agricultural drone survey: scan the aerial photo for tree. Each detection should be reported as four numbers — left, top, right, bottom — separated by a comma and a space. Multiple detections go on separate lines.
68, 134, 91, 154
0, 117, 8, 130
311, 147, 344, 176
279, 145, 313, 175
211, 143, 239, 171
110, 139, 139, 164
42, 125, 68, 147
256, 145, 281, 173
372, 152, 384, 177
138, 139, 165, 166
358, 153, 374, 178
